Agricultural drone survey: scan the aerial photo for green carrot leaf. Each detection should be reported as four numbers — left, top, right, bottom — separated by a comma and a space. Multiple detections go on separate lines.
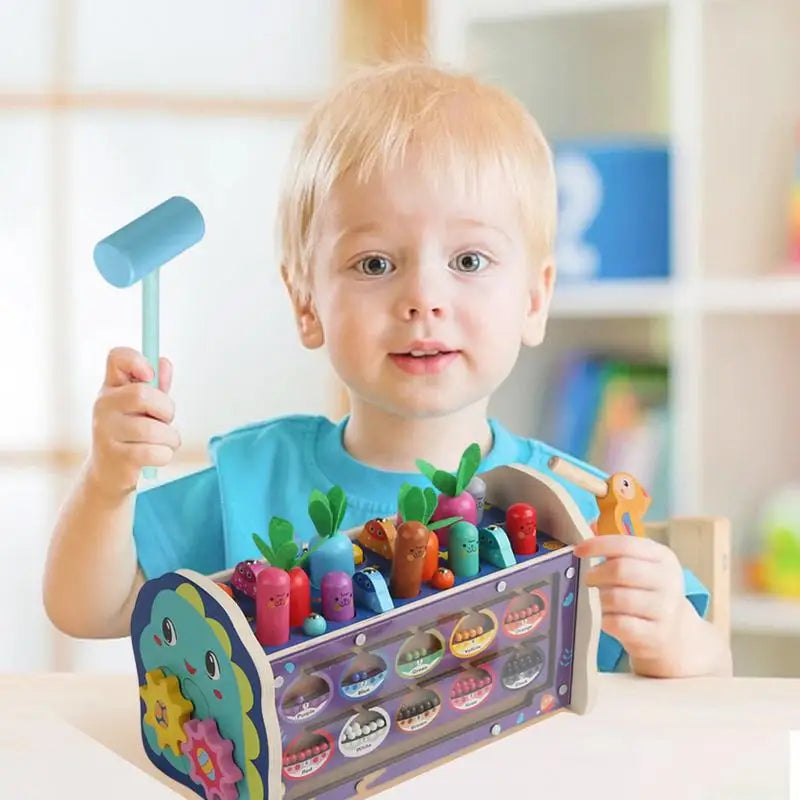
428, 516, 463, 531
415, 459, 438, 483
252, 533, 275, 564
398, 483, 414, 514
422, 487, 437, 525
308, 489, 333, 537
268, 516, 295, 549
455, 443, 481, 495
433, 470, 457, 496
403, 487, 428, 523
327, 485, 347, 533
275, 541, 300, 570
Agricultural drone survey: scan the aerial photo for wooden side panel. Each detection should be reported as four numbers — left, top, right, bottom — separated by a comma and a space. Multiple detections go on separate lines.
646, 517, 731, 639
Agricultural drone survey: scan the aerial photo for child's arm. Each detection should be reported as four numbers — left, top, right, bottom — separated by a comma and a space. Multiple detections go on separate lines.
574, 534, 733, 678
43, 348, 181, 639
44, 463, 146, 638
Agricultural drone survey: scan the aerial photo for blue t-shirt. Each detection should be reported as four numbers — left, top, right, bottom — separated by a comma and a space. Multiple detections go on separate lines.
132, 414, 709, 672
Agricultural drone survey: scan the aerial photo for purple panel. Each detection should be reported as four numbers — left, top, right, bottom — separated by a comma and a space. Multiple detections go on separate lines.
274, 547, 582, 800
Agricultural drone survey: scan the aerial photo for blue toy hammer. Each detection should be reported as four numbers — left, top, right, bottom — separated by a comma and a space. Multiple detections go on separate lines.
93, 196, 205, 480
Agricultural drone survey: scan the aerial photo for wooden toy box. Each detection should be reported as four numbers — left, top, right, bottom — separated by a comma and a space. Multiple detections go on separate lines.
131, 465, 601, 800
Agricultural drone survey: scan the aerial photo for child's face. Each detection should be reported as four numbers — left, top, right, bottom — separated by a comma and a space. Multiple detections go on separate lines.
300, 158, 552, 418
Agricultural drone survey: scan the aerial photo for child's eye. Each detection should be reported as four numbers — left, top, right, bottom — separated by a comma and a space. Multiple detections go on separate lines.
356, 255, 393, 276
450, 251, 489, 273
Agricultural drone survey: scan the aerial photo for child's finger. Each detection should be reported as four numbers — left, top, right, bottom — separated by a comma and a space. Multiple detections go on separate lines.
111, 382, 176, 423
158, 357, 173, 393
601, 613, 657, 649
584, 556, 661, 591
116, 415, 181, 451
574, 534, 662, 561
598, 586, 661, 621
104, 346, 153, 388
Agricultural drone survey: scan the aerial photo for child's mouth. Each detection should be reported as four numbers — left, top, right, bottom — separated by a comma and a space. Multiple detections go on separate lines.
389, 350, 459, 375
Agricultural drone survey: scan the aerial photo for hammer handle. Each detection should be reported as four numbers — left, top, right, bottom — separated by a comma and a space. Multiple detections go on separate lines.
142, 269, 159, 480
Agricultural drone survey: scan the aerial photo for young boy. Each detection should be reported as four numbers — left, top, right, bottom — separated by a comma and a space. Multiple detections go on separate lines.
43, 60, 731, 678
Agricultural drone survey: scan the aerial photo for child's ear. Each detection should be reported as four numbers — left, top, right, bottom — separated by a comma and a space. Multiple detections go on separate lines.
521, 261, 555, 347
282, 264, 324, 349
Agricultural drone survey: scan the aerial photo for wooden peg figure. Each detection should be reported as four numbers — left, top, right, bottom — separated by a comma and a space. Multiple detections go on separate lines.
547, 457, 651, 537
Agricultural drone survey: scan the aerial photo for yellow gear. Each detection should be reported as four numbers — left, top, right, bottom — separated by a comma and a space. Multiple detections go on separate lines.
139, 668, 194, 756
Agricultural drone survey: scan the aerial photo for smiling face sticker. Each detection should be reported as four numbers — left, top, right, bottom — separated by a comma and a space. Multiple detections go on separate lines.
141, 588, 237, 712
267, 590, 289, 609
322, 574, 356, 622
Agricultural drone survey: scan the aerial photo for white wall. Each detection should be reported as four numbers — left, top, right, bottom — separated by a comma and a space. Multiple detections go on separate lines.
1, 0, 339, 457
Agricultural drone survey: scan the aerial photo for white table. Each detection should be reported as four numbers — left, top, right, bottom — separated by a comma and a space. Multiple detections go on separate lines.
1, 673, 798, 799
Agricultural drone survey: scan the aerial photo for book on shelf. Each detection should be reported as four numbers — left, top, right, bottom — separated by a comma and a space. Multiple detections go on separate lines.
541, 352, 670, 522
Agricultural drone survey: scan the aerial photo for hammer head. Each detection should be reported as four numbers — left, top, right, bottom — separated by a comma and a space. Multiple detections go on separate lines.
94, 196, 205, 288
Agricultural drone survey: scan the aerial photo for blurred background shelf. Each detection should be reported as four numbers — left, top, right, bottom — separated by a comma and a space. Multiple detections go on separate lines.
431, 0, 800, 677
699, 276, 800, 314
731, 593, 800, 637
551, 276, 800, 318
550, 279, 675, 318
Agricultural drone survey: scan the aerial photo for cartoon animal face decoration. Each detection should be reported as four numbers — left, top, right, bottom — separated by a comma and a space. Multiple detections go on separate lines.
596, 471, 651, 537
505, 503, 538, 556
448, 522, 480, 578
612, 473, 638, 501
407, 545, 427, 562
334, 590, 353, 610
390, 523, 429, 599
230, 559, 265, 598
256, 567, 291, 647
353, 572, 371, 591
367, 520, 386, 539
266, 590, 289, 608
139, 584, 246, 757
321, 572, 355, 622
430, 567, 455, 590
479, 525, 501, 548
135, 579, 267, 799
359, 518, 397, 560
353, 568, 394, 613
478, 525, 516, 568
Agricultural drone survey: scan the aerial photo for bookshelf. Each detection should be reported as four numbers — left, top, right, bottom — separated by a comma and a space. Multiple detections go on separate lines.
428, 0, 800, 651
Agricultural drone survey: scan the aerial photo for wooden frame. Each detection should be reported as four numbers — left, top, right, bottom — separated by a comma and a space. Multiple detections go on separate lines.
645, 517, 731, 641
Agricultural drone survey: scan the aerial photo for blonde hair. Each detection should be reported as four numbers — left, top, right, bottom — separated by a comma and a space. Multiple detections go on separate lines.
277, 60, 557, 302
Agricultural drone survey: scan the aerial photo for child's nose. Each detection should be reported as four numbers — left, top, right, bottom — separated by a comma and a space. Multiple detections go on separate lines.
405, 302, 443, 321
395, 271, 447, 321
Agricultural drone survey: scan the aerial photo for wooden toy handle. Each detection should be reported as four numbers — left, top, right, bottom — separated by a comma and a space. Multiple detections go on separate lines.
548, 456, 608, 498
141, 269, 159, 481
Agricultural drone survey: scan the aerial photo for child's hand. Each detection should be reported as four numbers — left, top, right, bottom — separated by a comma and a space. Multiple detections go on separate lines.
89, 347, 181, 496
573, 534, 686, 668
